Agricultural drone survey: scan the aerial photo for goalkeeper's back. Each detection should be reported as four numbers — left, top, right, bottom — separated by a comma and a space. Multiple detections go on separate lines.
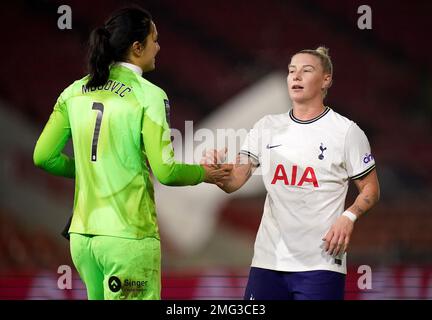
33, 9, 207, 239
69, 63, 185, 239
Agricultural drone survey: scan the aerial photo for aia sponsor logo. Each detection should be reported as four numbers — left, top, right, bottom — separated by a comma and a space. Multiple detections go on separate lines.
271, 164, 319, 187
363, 153, 374, 164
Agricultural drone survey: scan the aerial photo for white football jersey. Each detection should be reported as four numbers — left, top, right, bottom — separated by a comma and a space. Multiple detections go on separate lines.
240, 107, 376, 274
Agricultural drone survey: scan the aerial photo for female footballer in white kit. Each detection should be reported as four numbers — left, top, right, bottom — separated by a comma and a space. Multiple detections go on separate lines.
206, 47, 380, 300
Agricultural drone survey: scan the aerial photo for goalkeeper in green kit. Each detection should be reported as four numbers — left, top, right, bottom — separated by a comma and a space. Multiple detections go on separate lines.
33, 7, 232, 300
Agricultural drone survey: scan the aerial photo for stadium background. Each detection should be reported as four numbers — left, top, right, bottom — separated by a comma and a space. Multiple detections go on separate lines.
0, 0, 431, 299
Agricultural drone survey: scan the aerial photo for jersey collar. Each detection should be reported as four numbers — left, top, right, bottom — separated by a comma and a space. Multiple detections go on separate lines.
289, 106, 330, 124
114, 62, 143, 75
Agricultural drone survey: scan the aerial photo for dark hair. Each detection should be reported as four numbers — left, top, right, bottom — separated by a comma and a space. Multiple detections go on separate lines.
86, 7, 153, 88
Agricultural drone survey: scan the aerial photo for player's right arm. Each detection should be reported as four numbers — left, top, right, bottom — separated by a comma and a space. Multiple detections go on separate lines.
33, 94, 75, 178
202, 116, 264, 193
220, 155, 257, 193
202, 151, 257, 193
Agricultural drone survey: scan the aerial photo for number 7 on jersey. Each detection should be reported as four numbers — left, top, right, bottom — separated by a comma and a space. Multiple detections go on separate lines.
91, 102, 104, 162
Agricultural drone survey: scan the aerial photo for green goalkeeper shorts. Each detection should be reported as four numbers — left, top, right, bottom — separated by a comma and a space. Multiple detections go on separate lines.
70, 233, 161, 300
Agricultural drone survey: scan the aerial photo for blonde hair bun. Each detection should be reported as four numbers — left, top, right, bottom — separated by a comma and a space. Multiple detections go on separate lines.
316, 46, 330, 57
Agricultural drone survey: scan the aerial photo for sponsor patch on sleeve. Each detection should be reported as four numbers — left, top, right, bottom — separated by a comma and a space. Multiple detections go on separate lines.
164, 99, 171, 127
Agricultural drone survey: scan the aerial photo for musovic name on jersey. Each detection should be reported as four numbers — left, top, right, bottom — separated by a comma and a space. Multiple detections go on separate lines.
271, 164, 318, 187
82, 80, 132, 97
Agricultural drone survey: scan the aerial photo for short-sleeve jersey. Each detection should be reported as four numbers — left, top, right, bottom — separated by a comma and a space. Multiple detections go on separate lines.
33, 63, 205, 239
240, 107, 375, 274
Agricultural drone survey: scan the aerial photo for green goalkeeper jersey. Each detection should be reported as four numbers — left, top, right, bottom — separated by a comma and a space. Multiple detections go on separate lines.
33, 63, 205, 239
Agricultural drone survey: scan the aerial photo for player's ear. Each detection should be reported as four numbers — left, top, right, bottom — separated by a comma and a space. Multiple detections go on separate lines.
131, 41, 144, 57
322, 74, 332, 90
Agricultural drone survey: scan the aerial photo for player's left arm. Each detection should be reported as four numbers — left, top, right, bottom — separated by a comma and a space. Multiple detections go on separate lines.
324, 169, 380, 256
33, 95, 75, 178
349, 168, 380, 219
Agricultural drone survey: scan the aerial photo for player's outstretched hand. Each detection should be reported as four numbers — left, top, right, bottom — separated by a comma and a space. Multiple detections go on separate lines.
202, 163, 233, 187
322, 215, 354, 257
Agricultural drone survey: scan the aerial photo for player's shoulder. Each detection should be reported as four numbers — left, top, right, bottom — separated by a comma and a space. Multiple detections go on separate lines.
57, 75, 90, 102
133, 76, 167, 100
326, 107, 356, 131
327, 108, 370, 142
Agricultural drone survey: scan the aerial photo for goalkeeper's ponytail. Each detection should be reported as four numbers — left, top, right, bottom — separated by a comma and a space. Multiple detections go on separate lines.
86, 6, 153, 88
86, 27, 112, 88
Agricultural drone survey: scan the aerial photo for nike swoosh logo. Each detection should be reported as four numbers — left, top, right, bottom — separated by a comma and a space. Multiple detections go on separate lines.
266, 144, 282, 149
